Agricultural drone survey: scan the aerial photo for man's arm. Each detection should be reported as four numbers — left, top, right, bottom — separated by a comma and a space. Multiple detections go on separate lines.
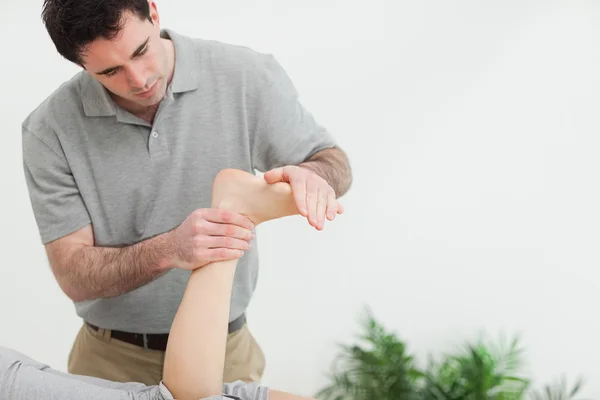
263, 146, 351, 230
298, 146, 352, 198
44, 224, 174, 303
45, 207, 255, 303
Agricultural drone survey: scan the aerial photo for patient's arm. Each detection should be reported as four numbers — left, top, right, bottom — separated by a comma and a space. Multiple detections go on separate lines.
162, 169, 306, 400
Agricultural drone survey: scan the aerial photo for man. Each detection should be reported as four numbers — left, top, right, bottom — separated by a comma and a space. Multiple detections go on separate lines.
22, 0, 352, 387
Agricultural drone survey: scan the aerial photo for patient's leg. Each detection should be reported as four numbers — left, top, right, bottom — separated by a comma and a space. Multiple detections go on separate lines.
163, 169, 305, 400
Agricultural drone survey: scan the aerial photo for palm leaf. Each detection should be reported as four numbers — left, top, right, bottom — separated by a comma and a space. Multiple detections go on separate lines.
315, 309, 421, 400
528, 375, 587, 400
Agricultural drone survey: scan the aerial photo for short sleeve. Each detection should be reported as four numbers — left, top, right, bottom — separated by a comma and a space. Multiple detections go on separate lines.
221, 380, 269, 400
22, 125, 91, 244
157, 380, 268, 400
249, 54, 338, 172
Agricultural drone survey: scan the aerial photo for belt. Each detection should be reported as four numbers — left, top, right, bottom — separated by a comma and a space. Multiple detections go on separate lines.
87, 313, 246, 352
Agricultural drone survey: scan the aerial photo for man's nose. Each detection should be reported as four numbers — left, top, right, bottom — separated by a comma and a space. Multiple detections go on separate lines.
126, 65, 147, 90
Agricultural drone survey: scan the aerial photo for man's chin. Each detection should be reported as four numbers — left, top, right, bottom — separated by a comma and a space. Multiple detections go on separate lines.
131, 93, 162, 107
141, 97, 162, 106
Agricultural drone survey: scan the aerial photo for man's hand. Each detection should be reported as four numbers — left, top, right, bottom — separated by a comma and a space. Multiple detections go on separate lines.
264, 165, 343, 230
168, 208, 255, 270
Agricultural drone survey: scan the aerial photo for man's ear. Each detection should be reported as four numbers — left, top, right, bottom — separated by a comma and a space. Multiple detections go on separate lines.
148, 0, 160, 26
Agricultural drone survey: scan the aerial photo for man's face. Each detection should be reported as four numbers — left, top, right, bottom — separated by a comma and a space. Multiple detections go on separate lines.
81, 4, 169, 108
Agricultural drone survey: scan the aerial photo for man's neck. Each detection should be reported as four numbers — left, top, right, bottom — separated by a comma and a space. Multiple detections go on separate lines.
134, 103, 161, 124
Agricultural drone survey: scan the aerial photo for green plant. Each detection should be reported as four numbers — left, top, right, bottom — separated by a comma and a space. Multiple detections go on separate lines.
529, 376, 586, 400
316, 310, 590, 400
315, 310, 422, 400
419, 336, 529, 400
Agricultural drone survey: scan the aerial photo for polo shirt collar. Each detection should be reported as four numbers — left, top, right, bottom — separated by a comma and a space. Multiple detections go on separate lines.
82, 28, 200, 117
163, 28, 200, 93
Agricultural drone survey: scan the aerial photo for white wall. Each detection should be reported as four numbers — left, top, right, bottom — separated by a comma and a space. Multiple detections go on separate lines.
1, 0, 599, 398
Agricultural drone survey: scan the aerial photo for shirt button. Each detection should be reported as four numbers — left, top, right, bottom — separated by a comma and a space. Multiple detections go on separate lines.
152, 131, 159, 138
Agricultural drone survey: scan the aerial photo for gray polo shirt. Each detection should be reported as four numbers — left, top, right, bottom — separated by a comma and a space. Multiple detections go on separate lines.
22, 28, 337, 333
0, 345, 268, 400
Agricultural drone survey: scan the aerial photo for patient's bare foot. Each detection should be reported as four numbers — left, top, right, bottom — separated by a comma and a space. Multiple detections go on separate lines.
211, 169, 300, 225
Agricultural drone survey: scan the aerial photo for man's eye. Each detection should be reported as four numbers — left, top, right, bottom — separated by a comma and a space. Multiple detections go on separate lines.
105, 69, 118, 77
138, 46, 148, 56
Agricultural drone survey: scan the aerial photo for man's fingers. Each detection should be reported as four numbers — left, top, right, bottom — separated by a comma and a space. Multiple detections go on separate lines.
291, 178, 308, 217
316, 188, 328, 229
326, 190, 337, 221
200, 208, 254, 230
200, 248, 245, 263
201, 220, 254, 241
207, 236, 252, 250
306, 179, 319, 228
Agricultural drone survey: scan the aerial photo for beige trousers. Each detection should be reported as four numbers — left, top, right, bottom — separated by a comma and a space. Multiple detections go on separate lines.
67, 322, 266, 386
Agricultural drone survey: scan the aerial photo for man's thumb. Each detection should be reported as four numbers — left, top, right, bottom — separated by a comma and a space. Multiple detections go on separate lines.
264, 167, 285, 184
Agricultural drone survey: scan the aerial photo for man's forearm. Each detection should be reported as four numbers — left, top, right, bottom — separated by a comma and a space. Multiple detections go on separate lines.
299, 147, 352, 197
62, 233, 174, 302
